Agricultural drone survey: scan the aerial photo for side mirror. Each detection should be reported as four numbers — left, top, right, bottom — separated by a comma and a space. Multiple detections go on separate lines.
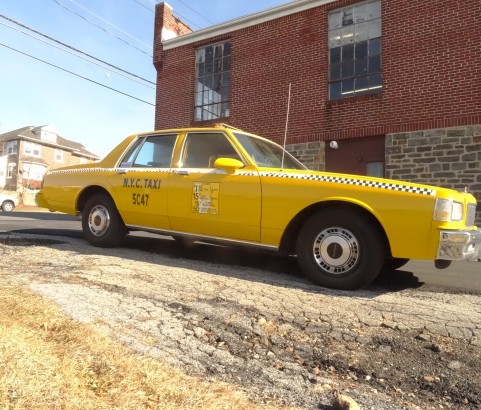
213, 157, 244, 173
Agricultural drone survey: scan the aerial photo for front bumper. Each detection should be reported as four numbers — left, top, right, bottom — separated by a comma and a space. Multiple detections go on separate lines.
437, 229, 481, 261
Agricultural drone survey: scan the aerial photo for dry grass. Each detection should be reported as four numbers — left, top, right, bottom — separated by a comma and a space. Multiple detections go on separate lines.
0, 286, 287, 410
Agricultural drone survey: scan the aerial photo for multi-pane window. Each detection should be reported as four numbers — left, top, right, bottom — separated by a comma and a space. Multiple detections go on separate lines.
24, 141, 41, 157
328, 0, 381, 100
195, 42, 231, 121
55, 149, 63, 162
22, 163, 46, 181
5, 141, 17, 154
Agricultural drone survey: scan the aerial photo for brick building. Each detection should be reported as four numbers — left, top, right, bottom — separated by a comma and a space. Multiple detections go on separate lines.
153, 0, 481, 223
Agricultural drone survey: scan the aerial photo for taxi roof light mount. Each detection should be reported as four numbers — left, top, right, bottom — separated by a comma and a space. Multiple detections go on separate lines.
214, 123, 242, 131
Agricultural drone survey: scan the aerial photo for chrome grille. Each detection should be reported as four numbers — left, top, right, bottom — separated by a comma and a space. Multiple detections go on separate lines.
466, 204, 476, 227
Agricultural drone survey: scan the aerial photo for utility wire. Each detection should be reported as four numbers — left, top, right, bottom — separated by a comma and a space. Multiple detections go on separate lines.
0, 14, 154, 85
174, 0, 214, 25
64, 0, 151, 48
50, 0, 152, 57
170, 11, 200, 30
132, 0, 153, 13
0, 19, 155, 89
0, 42, 155, 106
130, 0, 201, 30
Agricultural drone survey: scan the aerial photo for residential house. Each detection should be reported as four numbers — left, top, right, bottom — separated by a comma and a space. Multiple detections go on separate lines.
152, 0, 481, 224
0, 125, 99, 191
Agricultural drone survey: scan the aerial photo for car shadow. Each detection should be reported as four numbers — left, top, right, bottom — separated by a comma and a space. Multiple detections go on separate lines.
3, 228, 427, 297
370, 268, 424, 291
5, 211, 79, 221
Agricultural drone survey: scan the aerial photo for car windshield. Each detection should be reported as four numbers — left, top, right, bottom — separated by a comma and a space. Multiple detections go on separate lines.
233, 132, 307, 170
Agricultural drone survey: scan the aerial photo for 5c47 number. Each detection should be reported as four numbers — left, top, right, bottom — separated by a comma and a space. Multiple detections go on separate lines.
133, 193, 149, 206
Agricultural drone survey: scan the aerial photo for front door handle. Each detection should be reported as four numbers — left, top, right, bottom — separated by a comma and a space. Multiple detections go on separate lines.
176, 170, 189, 175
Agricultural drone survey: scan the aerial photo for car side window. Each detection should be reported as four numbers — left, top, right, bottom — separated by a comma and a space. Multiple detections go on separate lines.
119, 134, 177, 168
182, 133, 241, 168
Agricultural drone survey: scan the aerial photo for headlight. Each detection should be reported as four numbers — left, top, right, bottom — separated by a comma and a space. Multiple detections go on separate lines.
467, 203, 476, 226
451, 201, 464, 221
433, 198, 464, 222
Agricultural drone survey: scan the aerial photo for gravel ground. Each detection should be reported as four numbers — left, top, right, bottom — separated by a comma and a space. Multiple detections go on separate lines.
1, 232, 481, 409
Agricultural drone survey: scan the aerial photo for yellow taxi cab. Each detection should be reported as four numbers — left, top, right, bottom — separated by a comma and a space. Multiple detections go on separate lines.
36, 125, 481, 289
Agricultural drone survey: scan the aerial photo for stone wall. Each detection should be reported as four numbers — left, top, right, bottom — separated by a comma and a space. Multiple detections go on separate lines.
286, 142, 325, 171
386, 125, 481, 225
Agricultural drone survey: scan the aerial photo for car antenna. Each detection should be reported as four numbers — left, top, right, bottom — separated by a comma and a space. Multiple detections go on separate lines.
281, 82, 292, 171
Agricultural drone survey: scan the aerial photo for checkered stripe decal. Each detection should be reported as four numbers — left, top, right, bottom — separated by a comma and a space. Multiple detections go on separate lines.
48, 168, 109, 175
255, 171, 436, 196
48, 168, 436, 196
48, 168, 170, 175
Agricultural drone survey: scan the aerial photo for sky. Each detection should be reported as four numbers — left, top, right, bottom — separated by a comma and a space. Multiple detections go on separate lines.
0, 0, 292, 158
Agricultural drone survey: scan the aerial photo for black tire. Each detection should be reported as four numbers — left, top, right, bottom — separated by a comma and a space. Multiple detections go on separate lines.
1, 200, 15, 212
82, 193, 126, 247
296, 209, 385, 290
383, 257, 410, 271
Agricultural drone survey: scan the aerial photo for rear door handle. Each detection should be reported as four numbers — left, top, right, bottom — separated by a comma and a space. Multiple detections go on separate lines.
176, 170, 189, 175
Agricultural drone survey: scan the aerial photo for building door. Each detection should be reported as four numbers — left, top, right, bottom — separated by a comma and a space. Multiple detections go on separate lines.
325, 135, 385, 177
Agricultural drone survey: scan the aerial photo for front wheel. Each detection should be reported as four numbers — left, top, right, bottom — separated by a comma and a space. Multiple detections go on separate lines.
1, 201, 15, 212
296, 209, 385, 290
82, 194, 126, 247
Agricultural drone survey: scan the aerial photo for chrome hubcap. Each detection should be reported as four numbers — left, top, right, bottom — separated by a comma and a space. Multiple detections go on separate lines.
88, 205, 110, 237
313, 227, 360, 274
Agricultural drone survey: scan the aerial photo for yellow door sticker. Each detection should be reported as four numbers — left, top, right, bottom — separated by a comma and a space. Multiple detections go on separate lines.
192, 182, 220, 214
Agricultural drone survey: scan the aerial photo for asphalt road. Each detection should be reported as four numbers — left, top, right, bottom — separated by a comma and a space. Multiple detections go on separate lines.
1, 210, 480, 293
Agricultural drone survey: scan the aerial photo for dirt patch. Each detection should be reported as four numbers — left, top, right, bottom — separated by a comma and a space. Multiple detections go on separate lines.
2, 234, 481, 409
0, 237, 66, 247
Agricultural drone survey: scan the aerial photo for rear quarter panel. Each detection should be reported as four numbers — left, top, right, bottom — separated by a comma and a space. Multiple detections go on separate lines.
41, 166, 114, 215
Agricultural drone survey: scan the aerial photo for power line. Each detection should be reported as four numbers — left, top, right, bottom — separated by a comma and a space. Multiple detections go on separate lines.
170, 10, 201, 30
132, 0, 153, 13
64, 0, 151, 48
0, 42, 155, 106
50, 0, 153, 58
0, 21, 154, 89
130, 0, 202, 30
0, 17, 155, 88
174, 0, 214, 25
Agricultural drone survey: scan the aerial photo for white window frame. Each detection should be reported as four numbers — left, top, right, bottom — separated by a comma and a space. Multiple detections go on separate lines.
24, 141, 42, 157
328, 0, 382, 100
194, 41, 231, 121
22, 163, 47, 182
5, 141, 18, 155
55, 149, 64, 162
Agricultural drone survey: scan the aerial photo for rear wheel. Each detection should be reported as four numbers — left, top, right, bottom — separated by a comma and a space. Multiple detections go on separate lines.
82, 194, 126, 247
296, 209, 385, 290
1, 200, 15, 212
